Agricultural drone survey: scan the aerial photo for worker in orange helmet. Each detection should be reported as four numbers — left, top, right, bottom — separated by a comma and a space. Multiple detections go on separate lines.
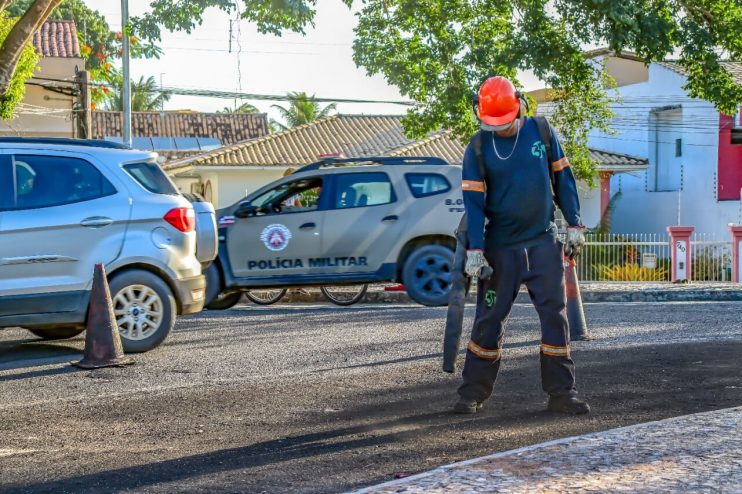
455, 76, 589, 415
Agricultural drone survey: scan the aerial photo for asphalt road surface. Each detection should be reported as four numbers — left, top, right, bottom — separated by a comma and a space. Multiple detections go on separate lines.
1, 301, 741, 493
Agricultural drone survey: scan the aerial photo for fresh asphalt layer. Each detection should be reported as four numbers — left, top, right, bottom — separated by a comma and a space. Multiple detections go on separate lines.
0, 301, 741, 493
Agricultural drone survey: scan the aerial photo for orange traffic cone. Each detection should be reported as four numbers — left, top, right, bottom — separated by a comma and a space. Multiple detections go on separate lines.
564, 257, 591, 341
72, 264, 134, 369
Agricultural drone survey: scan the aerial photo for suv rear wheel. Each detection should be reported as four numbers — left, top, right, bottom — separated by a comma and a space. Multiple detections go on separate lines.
402, 244, 454, 306
109, 270, 176, 353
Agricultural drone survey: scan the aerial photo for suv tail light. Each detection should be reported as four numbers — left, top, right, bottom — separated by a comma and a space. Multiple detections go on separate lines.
164, 207, 195, 233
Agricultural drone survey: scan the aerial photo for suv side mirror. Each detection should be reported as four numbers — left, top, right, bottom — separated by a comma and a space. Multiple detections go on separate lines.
234, 203, 258, 218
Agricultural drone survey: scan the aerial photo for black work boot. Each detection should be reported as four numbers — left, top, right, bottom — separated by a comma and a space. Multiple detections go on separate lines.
453, 398, 483, 414
547, 395, 590, 414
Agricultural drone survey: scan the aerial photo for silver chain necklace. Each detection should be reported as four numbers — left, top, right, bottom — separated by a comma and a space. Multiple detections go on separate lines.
492, 119, 521, 160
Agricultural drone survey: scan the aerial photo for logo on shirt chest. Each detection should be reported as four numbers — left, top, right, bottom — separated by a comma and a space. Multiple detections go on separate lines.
531, 140, 546, 159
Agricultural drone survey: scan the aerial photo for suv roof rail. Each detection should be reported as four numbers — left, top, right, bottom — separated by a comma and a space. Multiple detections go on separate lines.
296, 156, 449, 173
0, 137, 131, 150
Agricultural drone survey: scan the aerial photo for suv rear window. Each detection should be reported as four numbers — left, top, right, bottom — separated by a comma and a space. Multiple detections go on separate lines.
405, 173, 451, 198
123, 162, 179, 195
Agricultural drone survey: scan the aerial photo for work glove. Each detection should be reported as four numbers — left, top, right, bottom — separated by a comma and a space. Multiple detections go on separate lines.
564, 226, 586, 260
465, 249, 490, 278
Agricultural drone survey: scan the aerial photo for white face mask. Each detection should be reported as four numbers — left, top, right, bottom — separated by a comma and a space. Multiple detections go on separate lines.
480, 119, 516, 132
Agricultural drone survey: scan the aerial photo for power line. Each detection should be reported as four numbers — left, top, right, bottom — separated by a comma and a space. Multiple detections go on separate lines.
29, 75, 415, 106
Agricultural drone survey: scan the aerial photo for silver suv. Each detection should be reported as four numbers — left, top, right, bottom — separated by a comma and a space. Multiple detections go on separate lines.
0, 138, 217, 352
205, 156, 464, 306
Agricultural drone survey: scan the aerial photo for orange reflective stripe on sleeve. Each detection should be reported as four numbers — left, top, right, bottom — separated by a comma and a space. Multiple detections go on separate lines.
462, 180, 485, 193
467, 340, 501, 359
551, 157, 570, 173
541, 343, 570, 357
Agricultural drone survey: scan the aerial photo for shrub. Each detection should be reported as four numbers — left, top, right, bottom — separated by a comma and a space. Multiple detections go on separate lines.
599, 263, 669, 281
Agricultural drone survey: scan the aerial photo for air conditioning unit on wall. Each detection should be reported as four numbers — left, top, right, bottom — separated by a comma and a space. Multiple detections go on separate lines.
190, 182, 204, 195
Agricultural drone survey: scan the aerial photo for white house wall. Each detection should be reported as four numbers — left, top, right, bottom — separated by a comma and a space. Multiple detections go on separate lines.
578, 181, 601, 228
0, 57, 83, 138
590, 63, 740, 238
171, 168, 288, 209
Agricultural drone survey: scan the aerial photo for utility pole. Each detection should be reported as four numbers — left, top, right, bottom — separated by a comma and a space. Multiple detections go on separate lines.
121, 0, 132, 147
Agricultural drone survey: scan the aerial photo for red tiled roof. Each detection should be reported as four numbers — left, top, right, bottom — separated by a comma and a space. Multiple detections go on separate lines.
33, 20, 81, 58
164, 115, 647, 172
91, 111, 270, 145
163, 115, 413, 170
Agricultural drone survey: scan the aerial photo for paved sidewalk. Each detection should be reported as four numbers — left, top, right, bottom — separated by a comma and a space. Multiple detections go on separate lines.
352, 407, 742, 493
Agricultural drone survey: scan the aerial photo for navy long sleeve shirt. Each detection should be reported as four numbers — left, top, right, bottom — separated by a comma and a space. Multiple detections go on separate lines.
462, 117, 581, 251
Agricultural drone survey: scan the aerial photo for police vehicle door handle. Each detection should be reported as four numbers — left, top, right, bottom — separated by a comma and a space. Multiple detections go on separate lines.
80, 216, 113, 228
300, 222, 316, 230
382, 215, 398, 222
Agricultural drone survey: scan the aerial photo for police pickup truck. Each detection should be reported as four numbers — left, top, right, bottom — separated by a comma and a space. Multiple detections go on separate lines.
204, 156, 464, 307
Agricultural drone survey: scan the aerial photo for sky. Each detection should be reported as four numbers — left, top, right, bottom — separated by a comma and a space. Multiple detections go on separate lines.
84, 1, 414, 119
85, 1, 542, 122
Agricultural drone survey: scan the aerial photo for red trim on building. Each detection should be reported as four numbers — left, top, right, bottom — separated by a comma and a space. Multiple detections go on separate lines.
717, 113, 742, 201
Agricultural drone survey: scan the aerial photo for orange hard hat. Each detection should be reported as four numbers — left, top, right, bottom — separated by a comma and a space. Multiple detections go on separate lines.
477, 76, 520, 127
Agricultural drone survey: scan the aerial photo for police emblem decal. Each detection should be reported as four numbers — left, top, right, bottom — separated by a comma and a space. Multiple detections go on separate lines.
260, 224, 292, 252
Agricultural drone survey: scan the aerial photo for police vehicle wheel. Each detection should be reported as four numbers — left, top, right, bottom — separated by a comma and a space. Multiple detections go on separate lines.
320, 284, 368, 306
245, 289, 288, 305
27, 327, 85, 340
402, 244, 455, 306
206, 291, 243, 310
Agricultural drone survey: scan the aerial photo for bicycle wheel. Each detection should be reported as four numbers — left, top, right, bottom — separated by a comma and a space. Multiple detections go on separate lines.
320, 284, 368, 306
245, 288, 288, 305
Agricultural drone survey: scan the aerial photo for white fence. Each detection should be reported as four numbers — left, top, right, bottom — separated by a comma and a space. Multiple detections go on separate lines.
690, 233, 733, 282
575, 233, 733, 282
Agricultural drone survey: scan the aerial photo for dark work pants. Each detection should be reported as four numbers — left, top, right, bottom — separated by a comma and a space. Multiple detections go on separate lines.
458, 236, 577, 402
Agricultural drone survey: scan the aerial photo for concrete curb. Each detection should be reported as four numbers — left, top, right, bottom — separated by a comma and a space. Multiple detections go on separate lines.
278, 288, 742, 305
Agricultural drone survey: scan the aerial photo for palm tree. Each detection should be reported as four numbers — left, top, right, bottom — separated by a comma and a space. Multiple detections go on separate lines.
271, 92, 336, 130
219, 102, 260, 114
104, 75, 171, 112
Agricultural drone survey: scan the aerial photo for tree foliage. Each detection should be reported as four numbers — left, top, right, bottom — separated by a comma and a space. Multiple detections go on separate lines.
271, 91, 336, 130
1, 0, 162, 116
129, 0, 742, 181
103, 73, 171, 112
219, 101, 260, 113
352, 0, 742, 181
3, 1, 741, 178
0, 10, 39, 119
0, 0, 62, 120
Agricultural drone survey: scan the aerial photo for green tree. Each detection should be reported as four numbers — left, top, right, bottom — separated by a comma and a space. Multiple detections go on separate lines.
128, 1, 742, 181
270, 91, 336, 130
219, 101, 260, 113
103, 74, 171, 112
0, 0, 61, 119
351, 0, 742, 181
7, 0, 162, 109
